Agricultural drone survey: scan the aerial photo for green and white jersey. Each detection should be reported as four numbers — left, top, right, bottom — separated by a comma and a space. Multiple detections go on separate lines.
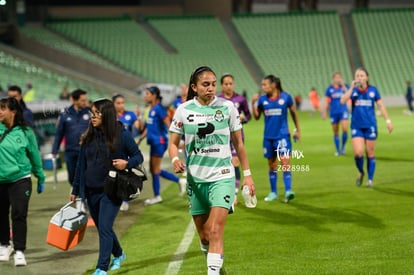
170, 96, 242, 183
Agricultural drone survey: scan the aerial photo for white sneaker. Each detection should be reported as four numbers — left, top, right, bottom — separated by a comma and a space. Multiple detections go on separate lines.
120, 201, 129, 211
179, 178, 187, 196
242, 185, 257, 208
0, 245, 13, 261
144, 196, 163, 206
14, 250, 26, 266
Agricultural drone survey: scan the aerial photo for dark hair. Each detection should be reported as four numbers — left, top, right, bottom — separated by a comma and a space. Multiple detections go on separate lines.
81, 98, 121, 152
147, 86, 162, 102
220, 73, 234, 85
8, 85, 22, 95
187, 66, 216, 101
263, 75, 283, 91
71, 89, 87, 101
112, 93, 124, 102
0, 97, 27, 129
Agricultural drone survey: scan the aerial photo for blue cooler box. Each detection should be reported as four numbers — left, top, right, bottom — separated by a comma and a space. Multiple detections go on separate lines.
43, 154, 62, 170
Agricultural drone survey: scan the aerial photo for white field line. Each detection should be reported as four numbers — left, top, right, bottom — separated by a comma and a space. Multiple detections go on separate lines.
165, 219, 196, 275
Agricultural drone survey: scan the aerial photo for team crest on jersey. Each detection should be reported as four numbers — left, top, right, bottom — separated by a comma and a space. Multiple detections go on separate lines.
151, 110, 155, 116
83, 114, 89, 120
234, 102, 240, 109
278, 99, 285, 105
214, 110, 224, 122
125, 114, 131, 121
369, 92, 375, 98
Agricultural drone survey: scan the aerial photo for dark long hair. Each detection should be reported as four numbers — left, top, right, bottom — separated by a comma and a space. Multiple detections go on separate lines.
147, 86, 163, 103
263, 75, 283, 91
0, 97, 27, 129
81, 98, 121, 152
187, 66, 216, 101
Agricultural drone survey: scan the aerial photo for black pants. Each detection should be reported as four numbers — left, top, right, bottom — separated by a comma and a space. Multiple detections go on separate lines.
0, 177, 32, 251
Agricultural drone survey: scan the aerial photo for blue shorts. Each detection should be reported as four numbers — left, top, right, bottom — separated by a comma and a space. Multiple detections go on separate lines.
330, 111, 349, 125
150, 143, 167, 157
263, 136, 292, 159
351, 127, 378, 140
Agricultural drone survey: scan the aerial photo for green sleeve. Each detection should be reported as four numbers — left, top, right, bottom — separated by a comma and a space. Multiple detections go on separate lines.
25, 128, 46, 183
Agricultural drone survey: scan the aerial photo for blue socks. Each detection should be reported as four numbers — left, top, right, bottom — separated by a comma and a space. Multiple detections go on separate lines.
152, 173, 161, 196
269, 170, 277, 193
341, 132, 348, 152
160, 169, 179, 182
354, 156, 364, 174
334, 135, 340, 153
283, 171, 292, 192
367, 157, 376, 181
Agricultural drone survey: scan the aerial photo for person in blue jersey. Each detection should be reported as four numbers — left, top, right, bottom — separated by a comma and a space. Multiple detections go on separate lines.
341, 68, 393, 187
52, 89, 90, 186
252, 75, 301, 203
218, 73, 251, 205
143, 86, 186, 205
169, 66, 255, 275
323, 71, 349, 156
112, 94, 140, 211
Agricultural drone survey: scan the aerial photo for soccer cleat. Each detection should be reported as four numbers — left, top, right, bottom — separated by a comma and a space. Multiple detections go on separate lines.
264, 192, 278, 202
334, 152, 339, 156
120, 201, 129, 211
179, 178, 187, 196
144, 196, 163, 206
92, 268, 107, 275
284, 191, 295, 203
14, 251, 26, 266
0, 245, 13, 261
242, 185, 257, 208
109, 252, 126, 271
355, 172, 364, 187
367, 180, 373, 188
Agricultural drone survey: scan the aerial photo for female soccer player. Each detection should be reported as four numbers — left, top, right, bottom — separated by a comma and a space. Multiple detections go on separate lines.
341, 67, 393, 187
169, 66, 255, 275
252, 75, 300, 203
217, 73, 251, 205
323, 71, 349, 156
143, 86, 186, 205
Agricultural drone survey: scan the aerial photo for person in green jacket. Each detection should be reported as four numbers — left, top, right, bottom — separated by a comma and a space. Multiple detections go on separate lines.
0, 97, 45, 267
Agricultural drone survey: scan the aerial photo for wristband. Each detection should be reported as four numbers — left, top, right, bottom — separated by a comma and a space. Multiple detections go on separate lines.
243, 169, 251, 177
386, 119, 391, 124
171, 156, 180, 164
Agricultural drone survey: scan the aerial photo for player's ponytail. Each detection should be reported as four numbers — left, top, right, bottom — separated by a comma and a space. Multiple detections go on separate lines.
264, 75, 283, 92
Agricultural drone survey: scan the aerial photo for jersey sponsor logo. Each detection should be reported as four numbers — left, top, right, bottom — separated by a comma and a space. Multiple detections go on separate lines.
193, 147, 221, 154
264, 108, 282, 116
355, 99, 372, 106
196, 122, 215, 138
187, 114, 194, 122
223, 194, 231, 203
214, 110, 224, 122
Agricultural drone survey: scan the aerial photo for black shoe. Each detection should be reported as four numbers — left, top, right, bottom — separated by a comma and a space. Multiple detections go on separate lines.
355, 172, 364, 187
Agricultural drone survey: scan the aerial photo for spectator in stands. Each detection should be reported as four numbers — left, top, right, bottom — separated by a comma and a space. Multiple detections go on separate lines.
308, 87, 321, 116
0, 97, 45, 267
341, 67, 393, 188
141, 86, 186, 206
52, 89, 90, 187
252, 75, 300, 203
169, 66, 255, 275
22, 82, 35, 103
7, 85, 35, 129
59, 85, 70, 100
112, 93, 140, 211
217, 73, 251, 205
70, 99, 143, 275
323, 71, 349, 156
405, 81, 413, 114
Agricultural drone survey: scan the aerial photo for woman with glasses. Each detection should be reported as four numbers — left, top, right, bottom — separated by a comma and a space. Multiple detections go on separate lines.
70, 99, 144, 275
0, 97, 45, 266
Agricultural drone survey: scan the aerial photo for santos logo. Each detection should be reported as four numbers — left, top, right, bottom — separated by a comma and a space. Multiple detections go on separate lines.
193, 148, 220, 154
